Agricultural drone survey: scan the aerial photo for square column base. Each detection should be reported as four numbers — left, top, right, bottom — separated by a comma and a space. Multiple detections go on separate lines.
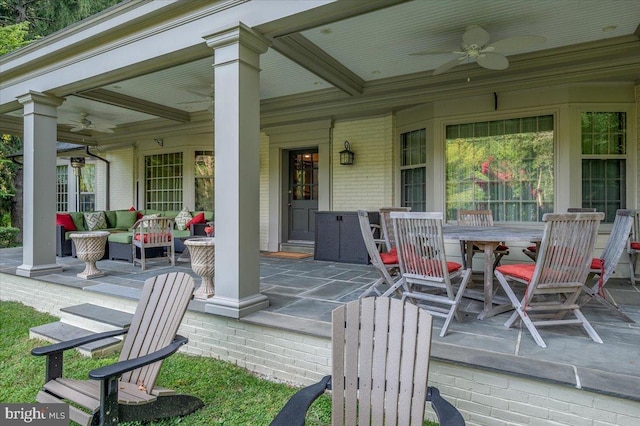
16, 264, 63, 277
204, 293, 269, 318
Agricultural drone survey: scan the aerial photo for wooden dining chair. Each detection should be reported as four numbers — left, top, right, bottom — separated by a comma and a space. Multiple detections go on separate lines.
270, 297, 465, 426
357, 210, 404, 298
456, 209, 509, 270
580, 209, 634, 322
391, 211, 471, 337
522, 208, 596, 261
494, 212, 604, 348
379, 207, 411, 253
628, 209, 640, 285
132, 217, 175, 270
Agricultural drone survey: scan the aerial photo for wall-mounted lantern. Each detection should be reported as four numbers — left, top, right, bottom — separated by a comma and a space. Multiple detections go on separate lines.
339, 141, 355, 165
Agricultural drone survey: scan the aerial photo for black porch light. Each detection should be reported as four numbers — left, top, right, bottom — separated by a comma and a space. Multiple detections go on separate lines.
339, 141, 355, 165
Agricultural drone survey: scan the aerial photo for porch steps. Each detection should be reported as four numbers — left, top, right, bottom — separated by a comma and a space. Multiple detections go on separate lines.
280, 240, 314, 255
29, 303, 133, 358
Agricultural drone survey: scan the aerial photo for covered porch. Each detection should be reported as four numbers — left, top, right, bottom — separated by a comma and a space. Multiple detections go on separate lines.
1, 247, 639, 424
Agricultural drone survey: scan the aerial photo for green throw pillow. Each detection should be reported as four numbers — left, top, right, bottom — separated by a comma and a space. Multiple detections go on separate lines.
70, 212, 86, 231
115, 210, 138, 229
84, 211, 107, 231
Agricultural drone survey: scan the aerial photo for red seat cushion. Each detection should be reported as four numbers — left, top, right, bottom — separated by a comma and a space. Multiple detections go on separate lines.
496, 244, 509, 252
186, 212, 206, 227
526, 245, 537, 252
630, 241, 640, 250
380, 248, 398, 264
56, 213, 77, 231
496, 263, 536, 282
422, 260, 462, 275
591, 258, 604, 270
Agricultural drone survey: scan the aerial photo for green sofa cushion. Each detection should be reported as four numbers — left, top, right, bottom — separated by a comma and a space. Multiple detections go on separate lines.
70, 212, 86, 231
104, 210, 117, 228
108, 232, 133, 244
173, 229, 191, 238
116, 210, 138, 229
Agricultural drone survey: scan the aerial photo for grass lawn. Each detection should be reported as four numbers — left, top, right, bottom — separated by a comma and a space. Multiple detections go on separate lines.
0, 301, 331, 425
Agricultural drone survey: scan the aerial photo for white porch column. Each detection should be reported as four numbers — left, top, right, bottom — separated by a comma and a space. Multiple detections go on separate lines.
16, 91, 64, 277
204, 23, 270, 318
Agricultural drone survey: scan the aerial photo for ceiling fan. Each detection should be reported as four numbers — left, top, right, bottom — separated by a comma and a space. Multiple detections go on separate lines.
68, 113, 115, 133
178, 83, 214, 113
411, 25, 546, 75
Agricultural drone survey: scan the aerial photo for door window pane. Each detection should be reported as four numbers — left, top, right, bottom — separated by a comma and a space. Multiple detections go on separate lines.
195, 151, 214, 211
400, 129, 426, 211
145, 152, 183, 211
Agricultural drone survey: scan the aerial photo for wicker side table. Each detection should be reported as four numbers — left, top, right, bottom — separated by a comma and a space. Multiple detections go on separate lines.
70, 231, 110, 279
184, 237, 215, 299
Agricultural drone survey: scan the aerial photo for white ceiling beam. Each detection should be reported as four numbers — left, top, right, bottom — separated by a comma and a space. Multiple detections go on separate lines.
74, 88, 191, 122
273, 33, 364, 96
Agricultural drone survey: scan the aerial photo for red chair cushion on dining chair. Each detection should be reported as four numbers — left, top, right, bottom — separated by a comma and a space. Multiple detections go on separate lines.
496, 264, 535, 282
630, 241, 640, 250
526, 245, 537, 252
590, 258, 604, 270
380, 248, 398, 264
422, 260, 462, 275
496, 244, 509, 251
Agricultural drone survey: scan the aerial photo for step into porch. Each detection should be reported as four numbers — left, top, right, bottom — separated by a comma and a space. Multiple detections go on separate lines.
29, 303, 133, 358
279, 240, 314, 254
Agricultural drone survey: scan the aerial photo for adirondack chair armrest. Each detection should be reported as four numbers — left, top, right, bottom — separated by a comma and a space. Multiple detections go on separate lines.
427, 386, 466, 426
89, 335, 188, 380
31, 328, 129, 356
270, 375, 331, 426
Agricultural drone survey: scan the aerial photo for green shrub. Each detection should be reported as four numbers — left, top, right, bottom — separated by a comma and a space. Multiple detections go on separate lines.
0, 227, 20, 248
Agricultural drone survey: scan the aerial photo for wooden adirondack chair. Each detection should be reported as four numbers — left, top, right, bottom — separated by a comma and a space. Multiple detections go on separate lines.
132, 216, 175, 270
32, 272, 203, 426
457, 209, 509, 270
494, 212, 604, 348
270, 297, 465, 426
580, 209, 635, 322
391, 211, 471, 337
357, 210, 404, 298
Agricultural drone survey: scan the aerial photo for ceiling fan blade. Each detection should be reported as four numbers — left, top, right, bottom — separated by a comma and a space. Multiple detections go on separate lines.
432, 57, 465, 75
488, 35, 546, 53
93, 127, 114, 133
462, 25, 490, 47
69, 126, 85, 132
477, 52, 509, 70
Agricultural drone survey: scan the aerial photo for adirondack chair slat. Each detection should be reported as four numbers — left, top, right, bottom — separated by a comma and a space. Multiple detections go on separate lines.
37, 390, 93, 426
32, 272, 203, 425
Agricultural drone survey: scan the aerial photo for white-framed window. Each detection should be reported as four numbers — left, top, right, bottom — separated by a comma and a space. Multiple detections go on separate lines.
144, 152, 183, 211
56, 165, 68, 212
79, 163, 95, 212
194, 150, 214, 211
445, 115, 554, 222
581, 112, 627, 223
400, 128, 426, 212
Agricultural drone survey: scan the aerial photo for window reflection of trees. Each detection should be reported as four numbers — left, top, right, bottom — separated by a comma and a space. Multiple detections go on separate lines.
446, 115, 554, 222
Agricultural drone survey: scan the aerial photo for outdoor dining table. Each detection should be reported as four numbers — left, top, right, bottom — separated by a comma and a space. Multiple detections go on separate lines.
443, 225, 543, 320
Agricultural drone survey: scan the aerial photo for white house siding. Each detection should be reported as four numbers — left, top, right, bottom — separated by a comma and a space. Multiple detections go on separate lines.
331, 114, 396, 210
259, 132, 270, 251
3, 273, 639, 426
105, 146, 135, 210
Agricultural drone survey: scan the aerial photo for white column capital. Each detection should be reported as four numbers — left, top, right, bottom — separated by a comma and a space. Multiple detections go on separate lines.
204, 22, 270, 56
18, 91, 65, 116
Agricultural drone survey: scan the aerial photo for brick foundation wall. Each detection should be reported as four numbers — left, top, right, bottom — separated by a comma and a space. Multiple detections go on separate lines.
3, 273, 639, 425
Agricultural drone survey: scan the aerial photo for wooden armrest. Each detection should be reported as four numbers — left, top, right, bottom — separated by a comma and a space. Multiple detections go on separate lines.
89, 336, 188, 380
31, 329, 128, 356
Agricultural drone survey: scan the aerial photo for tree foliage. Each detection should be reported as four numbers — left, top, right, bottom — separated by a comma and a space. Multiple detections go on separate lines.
0, 0, 121, 228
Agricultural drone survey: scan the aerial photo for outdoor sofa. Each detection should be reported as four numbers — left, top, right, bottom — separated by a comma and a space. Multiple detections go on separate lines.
55, 208, 214, 261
